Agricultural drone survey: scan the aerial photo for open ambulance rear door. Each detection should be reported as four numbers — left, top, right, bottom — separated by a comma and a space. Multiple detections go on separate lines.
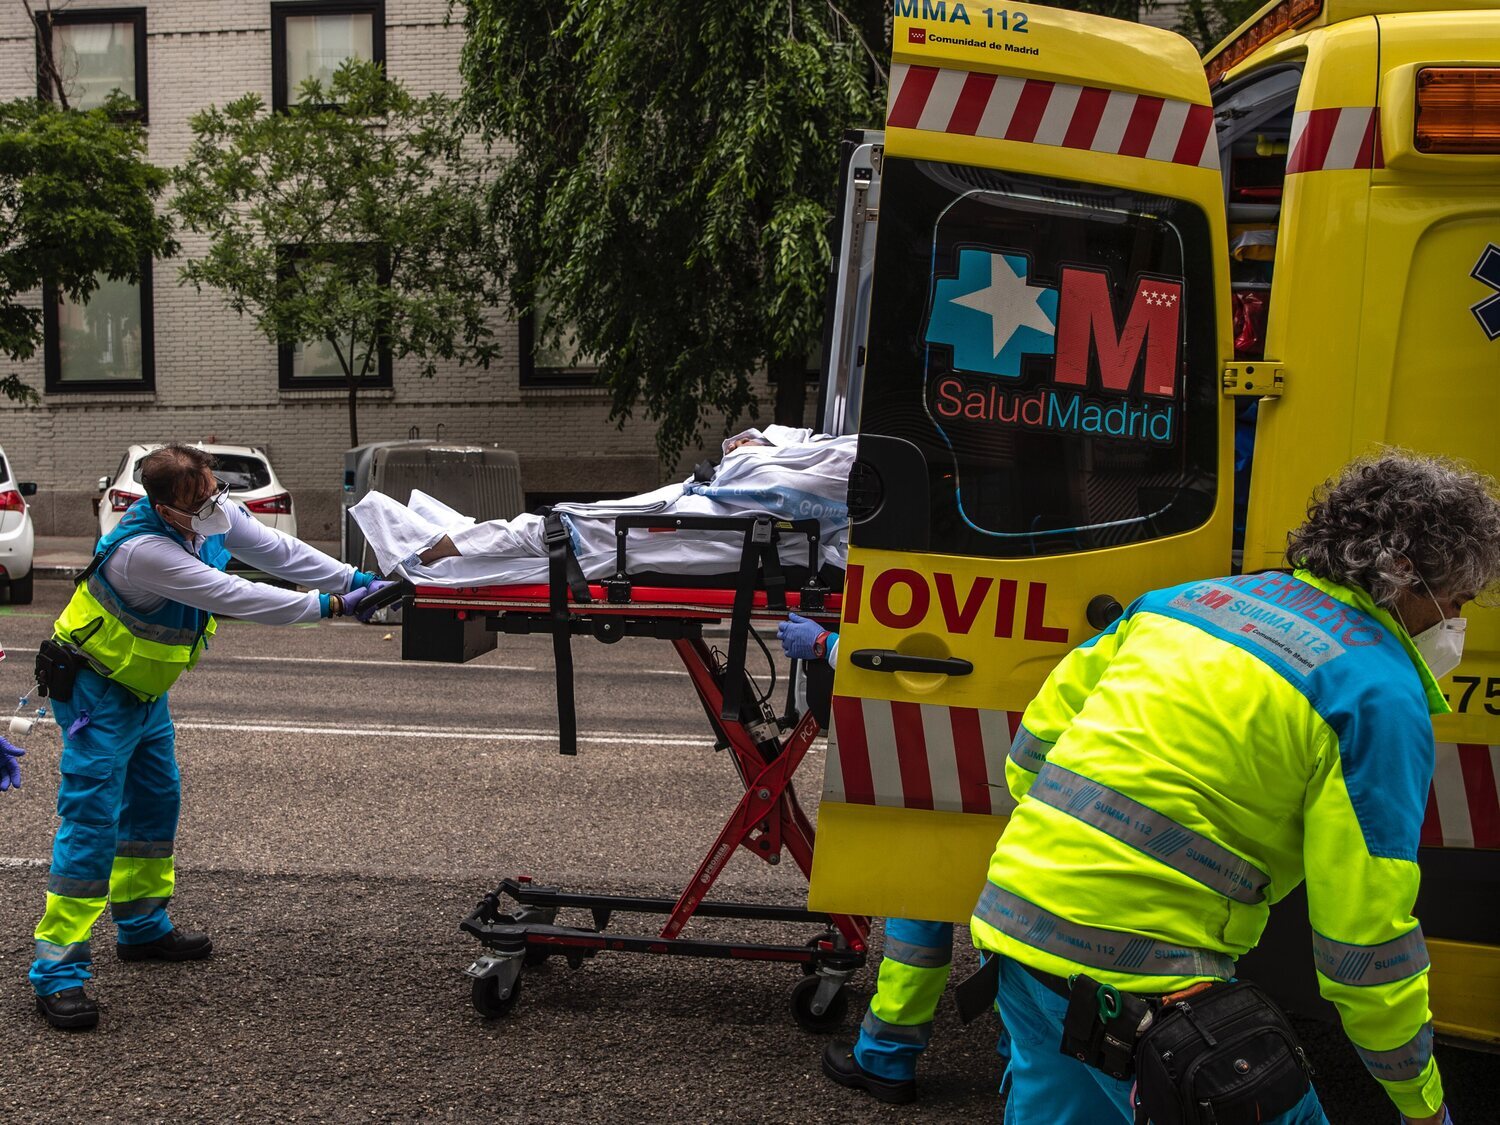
809, 5, 1235, 924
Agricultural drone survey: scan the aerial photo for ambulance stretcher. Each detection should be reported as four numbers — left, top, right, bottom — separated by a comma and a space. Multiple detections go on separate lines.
379, 513, 870, 1028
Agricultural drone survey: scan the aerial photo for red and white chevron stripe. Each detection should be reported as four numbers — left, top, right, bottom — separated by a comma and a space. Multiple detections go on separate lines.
1285, 107, 1383, 174
886, 63, 1220, 170
1424, 742, 1500, 849
828, 695, 1498, 851
826, 695, 1019, 817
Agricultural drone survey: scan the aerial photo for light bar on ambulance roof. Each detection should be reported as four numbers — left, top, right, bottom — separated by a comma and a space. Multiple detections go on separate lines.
1416, 68, 1500, 154
1205, 0, 1323, 87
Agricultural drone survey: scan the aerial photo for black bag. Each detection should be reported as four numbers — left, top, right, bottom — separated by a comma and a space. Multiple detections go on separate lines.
1133, 980, 1311, 1125
35, 638, 84, 704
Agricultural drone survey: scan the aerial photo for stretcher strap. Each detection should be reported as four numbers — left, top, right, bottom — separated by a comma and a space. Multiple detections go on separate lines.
720, 518, 784, 721
543, 511, 589, 756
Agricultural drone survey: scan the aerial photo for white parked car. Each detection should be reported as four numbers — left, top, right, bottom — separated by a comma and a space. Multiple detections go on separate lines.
97, 443, 298, 542
0, 447, 36, 604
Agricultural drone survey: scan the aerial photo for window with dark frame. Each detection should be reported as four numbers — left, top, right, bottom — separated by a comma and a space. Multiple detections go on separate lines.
276, 245, 393, 390
518, 298, 601, 389
270, 1, 385, 111
35, 7, 148, 119
44, 265, 156, 394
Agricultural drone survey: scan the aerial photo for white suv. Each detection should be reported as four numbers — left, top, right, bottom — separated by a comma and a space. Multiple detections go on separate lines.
97, 443, 298, 541
0, 447, 36, 604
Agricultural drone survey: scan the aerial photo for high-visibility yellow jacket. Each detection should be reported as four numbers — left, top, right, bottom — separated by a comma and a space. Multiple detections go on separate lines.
970, 569, 1447, 1119
54, 500, 230, 702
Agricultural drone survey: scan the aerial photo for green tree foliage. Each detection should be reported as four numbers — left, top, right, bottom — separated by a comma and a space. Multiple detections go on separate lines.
1175, 0, 1265, 51
459, 0, 889, 462
172, 60, 505, 447
0, 95, 175, 402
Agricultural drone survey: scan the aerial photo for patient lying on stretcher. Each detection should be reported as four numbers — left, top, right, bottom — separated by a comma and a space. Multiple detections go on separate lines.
349, 425, 855, 588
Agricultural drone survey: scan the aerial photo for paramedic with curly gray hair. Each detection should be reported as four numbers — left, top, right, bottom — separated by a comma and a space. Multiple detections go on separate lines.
969, 452, 1500, 1125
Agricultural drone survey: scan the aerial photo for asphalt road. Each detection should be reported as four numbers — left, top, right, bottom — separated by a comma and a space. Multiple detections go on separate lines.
0, 581, 1492, 1123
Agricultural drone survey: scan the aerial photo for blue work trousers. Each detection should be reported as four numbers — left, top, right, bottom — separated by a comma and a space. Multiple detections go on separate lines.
29, 669, 180, 995
994, 955, 1329, 1124
854, 918, 955, 1081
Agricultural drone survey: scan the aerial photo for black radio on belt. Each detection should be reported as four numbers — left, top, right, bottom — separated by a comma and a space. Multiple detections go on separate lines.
35, 639, 85, 703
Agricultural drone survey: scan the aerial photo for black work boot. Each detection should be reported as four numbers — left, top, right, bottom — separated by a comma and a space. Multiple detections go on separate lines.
36, 987, 100, 1030
822, 1041, 918, 1105
117, 928, 213, 962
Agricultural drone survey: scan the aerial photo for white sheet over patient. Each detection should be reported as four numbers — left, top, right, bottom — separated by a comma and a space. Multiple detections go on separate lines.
349, 425, 854, 587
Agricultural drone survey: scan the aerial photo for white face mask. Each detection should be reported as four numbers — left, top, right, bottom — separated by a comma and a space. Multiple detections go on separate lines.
189, 495, 232, 537
1407, 579, 1466, 679
1413, 615, 1466, 680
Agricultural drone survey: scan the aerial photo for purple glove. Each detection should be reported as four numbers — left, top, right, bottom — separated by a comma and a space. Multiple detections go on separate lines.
0, 735, 24, 792
338, 580, 395, 623
777, 613, 829, 662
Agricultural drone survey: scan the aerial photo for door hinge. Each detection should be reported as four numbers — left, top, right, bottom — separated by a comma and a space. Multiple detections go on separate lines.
1222, 362, 1285, 397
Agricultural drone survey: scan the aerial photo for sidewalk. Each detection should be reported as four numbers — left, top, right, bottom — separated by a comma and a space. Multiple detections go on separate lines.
33, 537, 342, 579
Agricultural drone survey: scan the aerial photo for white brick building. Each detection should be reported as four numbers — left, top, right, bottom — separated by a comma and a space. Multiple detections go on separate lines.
0, 0, 766, 538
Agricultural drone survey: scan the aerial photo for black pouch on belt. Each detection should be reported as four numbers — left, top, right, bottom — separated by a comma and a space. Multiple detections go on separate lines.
1132, 980, 1311, 1125
35, 638, 84, 703
1060, 972, 1155, 1081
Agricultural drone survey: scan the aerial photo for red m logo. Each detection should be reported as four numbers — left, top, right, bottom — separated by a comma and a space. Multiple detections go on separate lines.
1053, 268, 1183, 398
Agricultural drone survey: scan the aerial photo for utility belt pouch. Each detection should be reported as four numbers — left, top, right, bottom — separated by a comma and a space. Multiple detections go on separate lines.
1132, 980, 1311, 1125
1060, 973, 1153, 1081
36, 638, 84, 703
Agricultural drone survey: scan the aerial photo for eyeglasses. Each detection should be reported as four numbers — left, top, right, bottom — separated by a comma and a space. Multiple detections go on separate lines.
171, 479, 229, 521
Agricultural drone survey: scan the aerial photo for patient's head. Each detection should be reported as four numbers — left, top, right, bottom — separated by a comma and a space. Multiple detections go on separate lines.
724, 437, 770, 454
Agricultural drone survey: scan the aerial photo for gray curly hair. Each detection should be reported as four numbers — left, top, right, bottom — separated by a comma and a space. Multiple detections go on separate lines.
1287, 452, 1500, 608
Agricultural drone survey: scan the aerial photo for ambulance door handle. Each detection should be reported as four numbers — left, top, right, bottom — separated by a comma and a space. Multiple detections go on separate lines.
849, 650, 974, 676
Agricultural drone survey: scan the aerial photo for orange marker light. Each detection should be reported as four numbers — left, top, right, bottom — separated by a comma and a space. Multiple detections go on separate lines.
1205, 0, 1323, 87
1416, 68, 1500, 154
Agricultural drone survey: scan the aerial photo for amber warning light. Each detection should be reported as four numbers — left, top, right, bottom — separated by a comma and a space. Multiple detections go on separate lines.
1415, 68, 1500, 154
1204, 0, 1322, 87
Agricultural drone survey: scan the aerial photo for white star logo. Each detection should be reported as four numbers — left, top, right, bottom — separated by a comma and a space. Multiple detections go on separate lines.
951, 255, 1057, 358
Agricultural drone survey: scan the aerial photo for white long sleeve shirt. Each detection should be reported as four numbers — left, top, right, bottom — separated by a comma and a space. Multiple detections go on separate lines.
100, 501, 357, 625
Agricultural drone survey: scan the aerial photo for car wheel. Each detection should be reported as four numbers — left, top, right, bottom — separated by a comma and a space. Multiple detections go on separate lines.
8, 571, 33, 605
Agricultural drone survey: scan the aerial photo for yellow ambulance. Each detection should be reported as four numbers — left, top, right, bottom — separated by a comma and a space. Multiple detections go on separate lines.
810, 0, 1500, 1045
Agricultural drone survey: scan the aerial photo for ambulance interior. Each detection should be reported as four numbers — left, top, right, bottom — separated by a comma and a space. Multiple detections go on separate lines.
1212, 65, 1301, 549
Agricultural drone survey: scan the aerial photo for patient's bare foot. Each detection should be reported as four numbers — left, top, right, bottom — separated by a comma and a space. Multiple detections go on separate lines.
418, 535, 461, 564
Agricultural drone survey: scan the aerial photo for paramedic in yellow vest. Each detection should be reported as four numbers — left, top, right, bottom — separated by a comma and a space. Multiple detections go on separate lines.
26, 443, 392, 1031
779, 615, 967, 1106
971, 453, 1499, 1125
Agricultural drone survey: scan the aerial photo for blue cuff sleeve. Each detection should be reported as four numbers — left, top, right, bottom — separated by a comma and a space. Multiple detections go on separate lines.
827, 633, 839, 668
350, 570, 377, 590
319, 592, 333, 618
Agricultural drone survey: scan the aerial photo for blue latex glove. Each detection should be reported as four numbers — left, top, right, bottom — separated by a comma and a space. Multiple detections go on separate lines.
777, 613, 828, 662
0, 736, 24, 792
350, 570, 378, 590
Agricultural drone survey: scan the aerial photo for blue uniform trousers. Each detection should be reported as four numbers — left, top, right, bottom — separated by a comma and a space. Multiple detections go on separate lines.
29, 668, 180, 995
854, 918, 955, 1081
994, 955, 1329, 1124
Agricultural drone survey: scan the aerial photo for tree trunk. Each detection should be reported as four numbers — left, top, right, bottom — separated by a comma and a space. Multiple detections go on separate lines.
770, 355, 809, 428
346, 378, 360, 448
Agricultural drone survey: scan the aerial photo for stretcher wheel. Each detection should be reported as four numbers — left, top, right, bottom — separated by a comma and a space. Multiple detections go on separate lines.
471, 972, 523, 1019
789, 974, 849, 1032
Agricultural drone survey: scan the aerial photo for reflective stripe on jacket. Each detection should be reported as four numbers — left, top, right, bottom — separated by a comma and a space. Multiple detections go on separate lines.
969, 569, 1447, 1119
53, 500, 230, 701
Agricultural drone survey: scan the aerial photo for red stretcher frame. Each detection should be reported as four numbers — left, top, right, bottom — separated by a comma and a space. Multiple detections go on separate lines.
414, 581, 871, 1019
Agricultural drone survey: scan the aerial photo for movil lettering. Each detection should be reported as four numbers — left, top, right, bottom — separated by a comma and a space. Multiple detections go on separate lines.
842, 563, 1071, 644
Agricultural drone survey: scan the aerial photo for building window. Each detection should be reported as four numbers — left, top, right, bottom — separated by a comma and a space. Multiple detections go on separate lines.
276, 246, 393, 389
44, 266, 155, 393
271, 2, 385, 110
35, 8, 148, 118
519, 293, 600, 389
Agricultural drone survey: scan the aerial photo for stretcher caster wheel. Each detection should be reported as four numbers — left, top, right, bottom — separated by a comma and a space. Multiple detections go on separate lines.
471, 972, 522, 1019
790, 974, 849, 1032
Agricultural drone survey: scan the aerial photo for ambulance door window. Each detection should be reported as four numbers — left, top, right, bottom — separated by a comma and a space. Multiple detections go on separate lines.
1212, 66, 1300, 550
858, 158, 1219, 561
